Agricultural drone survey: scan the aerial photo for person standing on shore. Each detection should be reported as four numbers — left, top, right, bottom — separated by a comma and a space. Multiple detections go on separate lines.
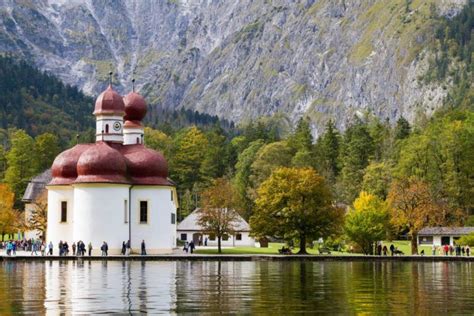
48, 241, 53, 255
101, 241, 107, 256
382, 245, 388, 256
466, 245, 470, 257
189, 241, 195, 254
432, 244, 436, 256
88, 242, 93, 256
31, 241, 38, 256
141, 240, 146, 256
126, 240, 131, 256
72, 242, 77, 256
121, 241, 126, 255
389, 244, 395, 256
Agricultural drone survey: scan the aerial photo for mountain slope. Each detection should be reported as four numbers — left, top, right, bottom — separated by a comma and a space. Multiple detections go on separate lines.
0, 55, 94, 141
0, 0, 468, 134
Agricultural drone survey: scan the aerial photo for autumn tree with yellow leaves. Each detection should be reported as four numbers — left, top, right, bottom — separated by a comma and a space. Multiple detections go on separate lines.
388, 177, 464, 255
344, 191, 391, 254
251, 167, 344, 254
0, 184, 22, 240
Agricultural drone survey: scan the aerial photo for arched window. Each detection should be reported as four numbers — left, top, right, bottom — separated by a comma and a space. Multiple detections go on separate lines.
105, 124, 109, 134
136, 137, 140, 144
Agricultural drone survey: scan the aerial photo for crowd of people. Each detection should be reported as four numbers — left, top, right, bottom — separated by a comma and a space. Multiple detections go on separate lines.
431, 244, 471, 256
1, 239, 148, 256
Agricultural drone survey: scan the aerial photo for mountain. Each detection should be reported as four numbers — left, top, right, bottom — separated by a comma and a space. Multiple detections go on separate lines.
0, 0, 469, 135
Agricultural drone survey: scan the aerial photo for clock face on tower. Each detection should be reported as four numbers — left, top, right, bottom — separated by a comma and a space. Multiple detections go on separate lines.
113, 121, 121, 131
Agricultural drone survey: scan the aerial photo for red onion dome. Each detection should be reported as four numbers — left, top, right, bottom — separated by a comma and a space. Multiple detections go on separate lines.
123, 92, 147, 122
93, 85, 125, 116
50, 144, 92, 185
75, 142, 129, 184
120, 145, 171, 185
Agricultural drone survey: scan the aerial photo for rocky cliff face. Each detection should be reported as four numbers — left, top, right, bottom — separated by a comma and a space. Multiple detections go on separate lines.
0, 0, 466, 134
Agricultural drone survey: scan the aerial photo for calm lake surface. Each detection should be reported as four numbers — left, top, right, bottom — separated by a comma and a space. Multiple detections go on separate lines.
0, 260, 473, 314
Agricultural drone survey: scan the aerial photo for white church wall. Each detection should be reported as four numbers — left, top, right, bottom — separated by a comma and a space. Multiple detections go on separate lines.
73, 184, 130, 254
123, 127, 144, 145
130, 186, 177, 254
95, 115, 123, 143
47, 186, 74, 246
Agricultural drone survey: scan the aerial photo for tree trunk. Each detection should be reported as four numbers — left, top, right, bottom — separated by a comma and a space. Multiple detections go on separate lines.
411, 234, 418, 255
298, 234, 307, 254
218, 236, 222, 254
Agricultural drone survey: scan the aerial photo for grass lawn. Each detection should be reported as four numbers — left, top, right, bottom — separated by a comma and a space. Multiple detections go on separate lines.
195, 241, 436, 256
381, 240, 433, 255
194, 242, 357, 255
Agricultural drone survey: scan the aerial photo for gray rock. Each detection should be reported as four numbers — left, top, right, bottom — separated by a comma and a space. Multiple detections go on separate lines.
0, 0, 466, 134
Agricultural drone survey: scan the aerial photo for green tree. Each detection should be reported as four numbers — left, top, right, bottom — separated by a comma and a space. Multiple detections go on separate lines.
394, 116, 411, 140
34, 133, 61, 172
233, 140, 265, 220
144, 127, 173, 158
251, 167, 344, 254
288, 118, 313, 152
0, 145, 7, 180
201, 125, 231, 181
170, 126, 209, 192
368, 117, 391, 162
457, 233, 474, 247
337, 118, 374, 203
361, 161, 393, 199
250, 141, 294, 189
344, 191, 391, 255
4, 130, 37, 203
315, 120, 340, 184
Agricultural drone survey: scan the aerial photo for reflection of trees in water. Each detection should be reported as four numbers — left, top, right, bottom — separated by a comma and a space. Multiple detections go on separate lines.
174, 261, 250, 313
0, 261, 46, 314
1, 261, 474, 313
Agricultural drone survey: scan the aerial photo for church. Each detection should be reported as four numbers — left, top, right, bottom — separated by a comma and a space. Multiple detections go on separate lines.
47, 82, 178, 254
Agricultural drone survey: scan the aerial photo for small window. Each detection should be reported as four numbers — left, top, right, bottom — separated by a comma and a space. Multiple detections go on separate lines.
105, 124, 109, 133
124, 200, 128, 223
170, 190, 174, 201
209, 234, 216, 241
236, 233, 242, 241
60, 201, 67, 223
140, 201, 148, 223
180, 233, 187, 241
171, 213, 176, 224
136, 137, 140, 144
222, 234, 229, 241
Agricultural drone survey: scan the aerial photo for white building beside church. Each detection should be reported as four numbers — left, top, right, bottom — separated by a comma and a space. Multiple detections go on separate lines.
177, 209, 256, 247
47, 83, 178, 254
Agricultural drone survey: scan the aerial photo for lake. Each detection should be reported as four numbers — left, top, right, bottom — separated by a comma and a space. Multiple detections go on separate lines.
0, 260, 473, 314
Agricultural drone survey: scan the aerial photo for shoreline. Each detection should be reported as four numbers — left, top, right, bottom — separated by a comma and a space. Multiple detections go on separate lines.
2, 254, 474, 262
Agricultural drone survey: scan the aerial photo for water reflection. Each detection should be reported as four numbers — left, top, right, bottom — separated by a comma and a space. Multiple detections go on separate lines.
0, 261, 473, 314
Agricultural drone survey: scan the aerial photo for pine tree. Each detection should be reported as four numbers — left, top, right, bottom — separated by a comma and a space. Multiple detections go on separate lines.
394, 116, 411, 140
315, 120, 340, 185
337, 118, 374, 203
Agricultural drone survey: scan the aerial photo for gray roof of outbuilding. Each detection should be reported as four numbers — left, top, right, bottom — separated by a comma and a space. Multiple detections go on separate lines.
418, 227, 474, 236
177, 208, 251, 232
22, 169, 52, 202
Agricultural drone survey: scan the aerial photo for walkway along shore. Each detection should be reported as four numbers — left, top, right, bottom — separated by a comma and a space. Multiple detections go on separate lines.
2, 254, 474, 262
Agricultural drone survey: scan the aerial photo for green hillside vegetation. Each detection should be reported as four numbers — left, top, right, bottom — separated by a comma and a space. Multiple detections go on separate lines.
0, 55, 94, 143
